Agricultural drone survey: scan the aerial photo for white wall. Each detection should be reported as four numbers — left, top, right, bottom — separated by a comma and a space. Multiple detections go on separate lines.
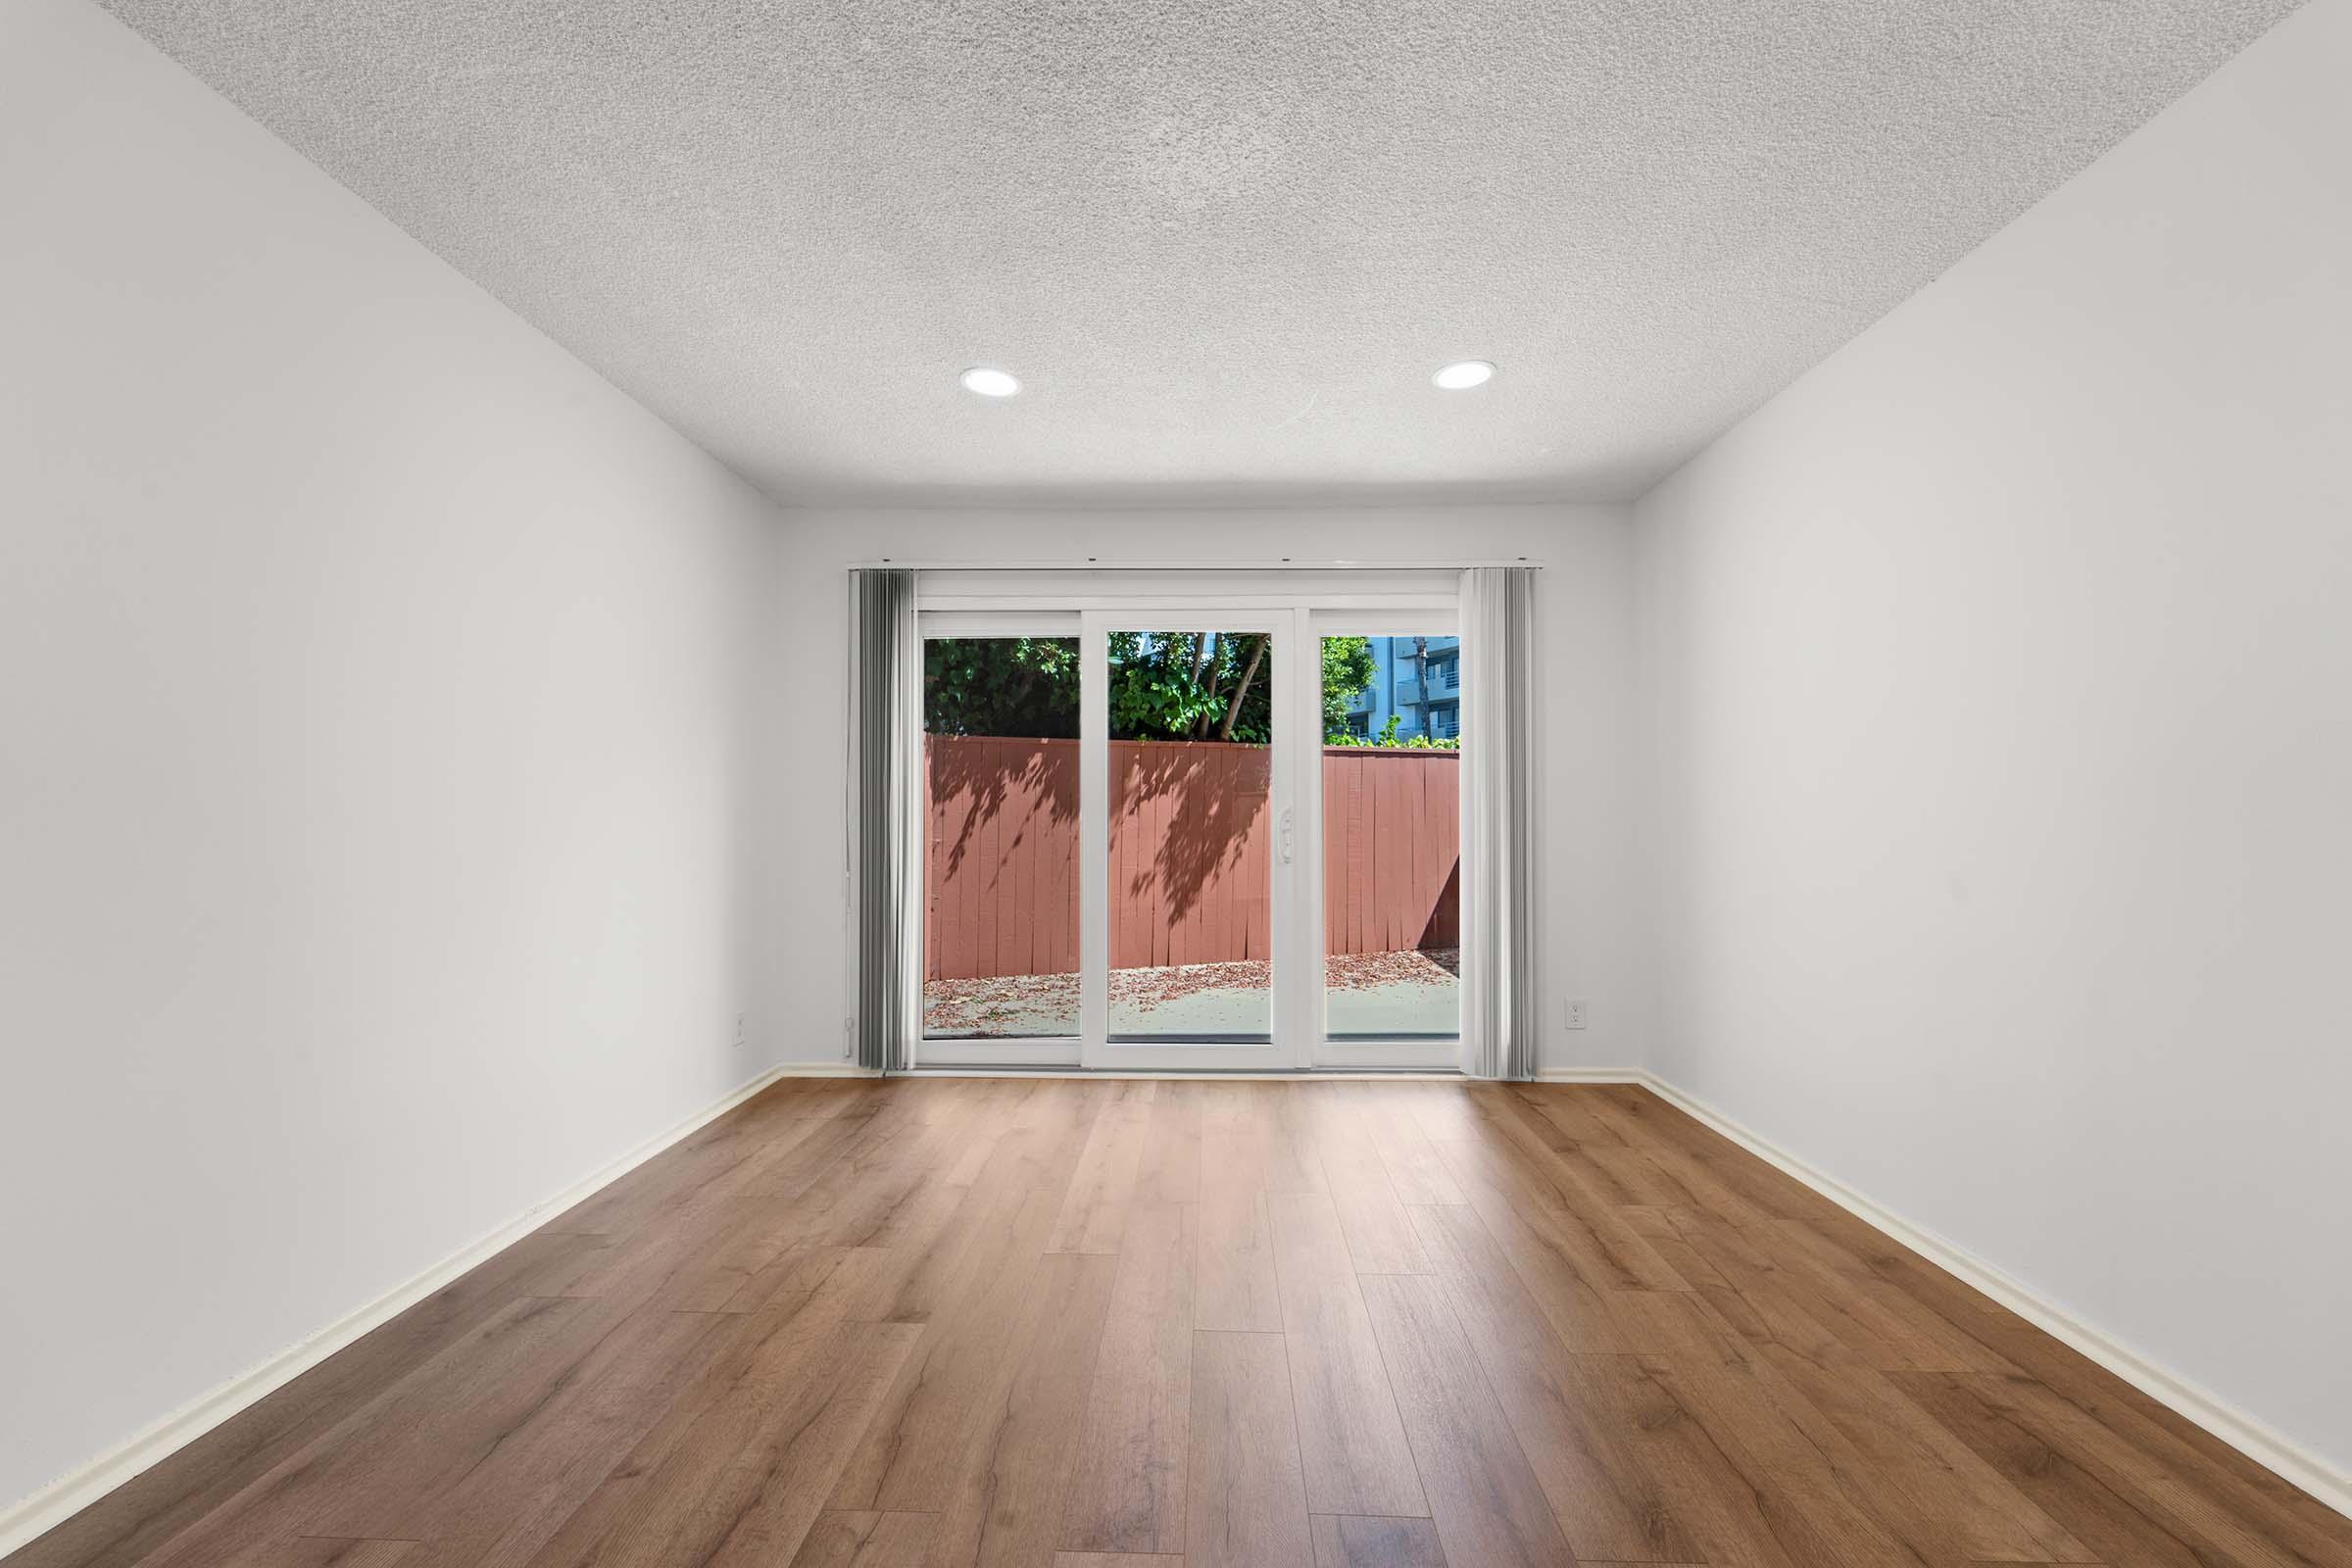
0, 0, 786, 1516
1636, 0, 2351, 1480
772, 506, 1642, 1074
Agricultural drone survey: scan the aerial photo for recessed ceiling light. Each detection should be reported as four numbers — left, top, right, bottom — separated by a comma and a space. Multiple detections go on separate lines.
1433, 360, 1495, 390
959, 367, 1020, 398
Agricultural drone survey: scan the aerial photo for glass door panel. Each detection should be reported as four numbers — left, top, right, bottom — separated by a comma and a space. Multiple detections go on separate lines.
919, 631, 1081, 1049
1105, 629, 1277, 1042
1317, 630, 1462, 1050
1083, 616, 1299, 1068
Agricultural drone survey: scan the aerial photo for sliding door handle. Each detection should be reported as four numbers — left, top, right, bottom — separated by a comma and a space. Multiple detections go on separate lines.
1279, 807, 1295, 864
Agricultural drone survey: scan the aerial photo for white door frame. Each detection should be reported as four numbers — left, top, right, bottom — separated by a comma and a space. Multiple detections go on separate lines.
1081, 610, 1304, 1071
913, 587, 1464, 1073
1306, 610, 1461, 1070
914, 611, 1081, 1067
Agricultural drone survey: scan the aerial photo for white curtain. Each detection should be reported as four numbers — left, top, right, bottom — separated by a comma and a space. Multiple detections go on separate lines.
848, 569, 921, 1073
1458, 566, 1538, 1080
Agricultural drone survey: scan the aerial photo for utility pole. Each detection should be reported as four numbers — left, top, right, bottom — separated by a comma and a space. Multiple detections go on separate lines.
1412, 635, 1429, 736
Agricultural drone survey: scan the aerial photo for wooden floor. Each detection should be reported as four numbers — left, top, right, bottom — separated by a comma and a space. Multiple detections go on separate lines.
16, 1078, 2349, 1568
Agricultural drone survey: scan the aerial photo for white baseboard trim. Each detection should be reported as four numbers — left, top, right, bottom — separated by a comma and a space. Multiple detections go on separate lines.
0, 1062, 796, 1559
769, 1062, 880, 1077
1532, 1068, 2349, 1521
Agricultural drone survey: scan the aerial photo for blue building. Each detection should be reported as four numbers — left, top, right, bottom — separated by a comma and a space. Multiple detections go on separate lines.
1341, 635, 1460, 741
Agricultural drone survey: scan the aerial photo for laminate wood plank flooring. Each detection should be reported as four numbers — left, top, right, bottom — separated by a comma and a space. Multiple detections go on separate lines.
787, 1512, 939, 1568
12, 1077, 2348, 1568
1267, 1192, 1427, 1518
1059, 1201, 1195, 1556
1183, 1330, 1314, 1568
1308, 1514, 1446, 1568
1359, 1272, 1577, 1567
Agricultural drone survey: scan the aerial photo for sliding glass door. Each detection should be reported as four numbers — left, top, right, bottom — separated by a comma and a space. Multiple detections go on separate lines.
915, 590, 1459, 1071
1080, 612, 1300, 1069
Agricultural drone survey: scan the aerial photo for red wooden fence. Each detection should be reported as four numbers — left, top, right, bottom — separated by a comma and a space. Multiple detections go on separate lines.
923, 736, 1459, 982
1321, 745, 1460, 959
1110, 740, 1275, 972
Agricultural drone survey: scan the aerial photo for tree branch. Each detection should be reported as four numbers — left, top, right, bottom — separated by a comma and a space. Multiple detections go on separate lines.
1217, 633, 1268, 741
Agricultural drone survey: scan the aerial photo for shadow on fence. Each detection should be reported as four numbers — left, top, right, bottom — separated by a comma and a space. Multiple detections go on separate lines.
924, 735, 1460, 983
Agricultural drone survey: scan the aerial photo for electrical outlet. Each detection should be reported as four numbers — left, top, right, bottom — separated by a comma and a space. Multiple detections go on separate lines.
733, 1011, 747, 1049
1565, 998, 1589, 1030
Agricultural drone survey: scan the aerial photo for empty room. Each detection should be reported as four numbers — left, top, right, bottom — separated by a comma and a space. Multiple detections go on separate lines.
4, 0, 2348, 1564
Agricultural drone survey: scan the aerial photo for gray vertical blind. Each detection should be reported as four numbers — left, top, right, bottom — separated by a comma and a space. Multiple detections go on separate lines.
849, 568, 920, 1073
1458, 565, 1539, 1080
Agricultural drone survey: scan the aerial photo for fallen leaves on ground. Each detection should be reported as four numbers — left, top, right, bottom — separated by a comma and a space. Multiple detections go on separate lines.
920, 947, 1459, 1035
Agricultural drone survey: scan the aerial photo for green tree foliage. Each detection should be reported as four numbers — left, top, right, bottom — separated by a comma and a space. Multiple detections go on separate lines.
923, 636, 1080, 738
1319, 636, 1378, 739
924, 633, 1383, 745
1327, 720, 1459, 751
1106, 630, 1243, 740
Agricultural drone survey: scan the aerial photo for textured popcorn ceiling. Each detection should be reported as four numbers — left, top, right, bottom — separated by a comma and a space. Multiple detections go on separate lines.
106, 0, 2299, 505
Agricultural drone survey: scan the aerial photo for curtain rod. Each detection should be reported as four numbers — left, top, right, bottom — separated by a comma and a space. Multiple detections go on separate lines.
845, 559, 1544, 571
